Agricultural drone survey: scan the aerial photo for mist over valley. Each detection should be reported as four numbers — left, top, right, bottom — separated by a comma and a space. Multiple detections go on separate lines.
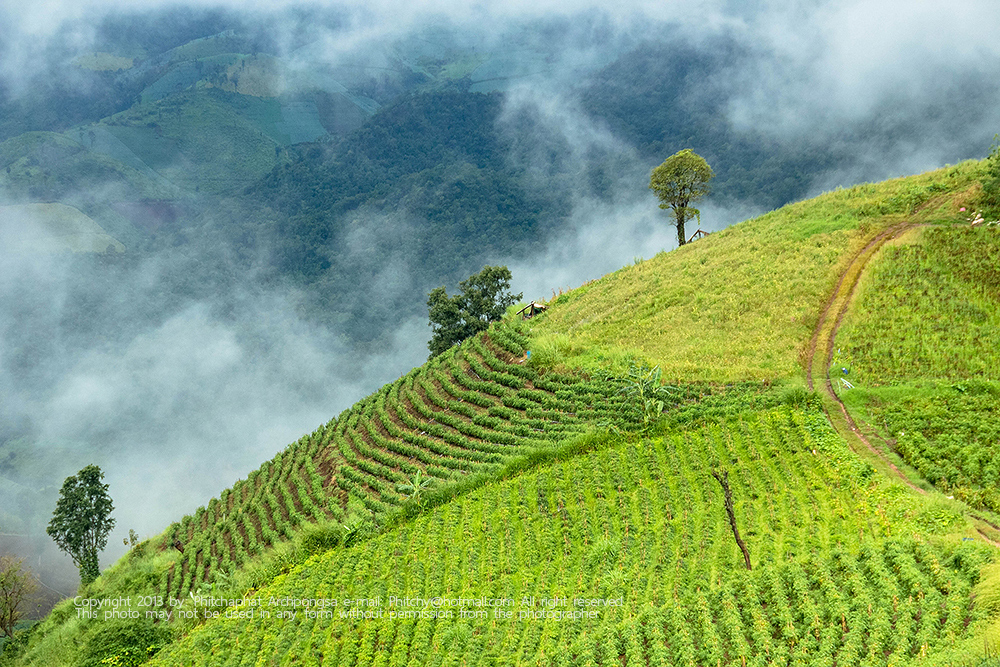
1, 0, 999, 604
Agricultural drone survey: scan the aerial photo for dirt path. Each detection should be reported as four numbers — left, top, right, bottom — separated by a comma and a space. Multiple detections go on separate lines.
803, 221, 1000, 549
804, 221, 927, 493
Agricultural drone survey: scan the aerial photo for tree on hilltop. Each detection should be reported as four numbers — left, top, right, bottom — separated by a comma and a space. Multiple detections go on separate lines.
427, 265, 522, 358
650, 149, 714, 246
47, 465, 115, 586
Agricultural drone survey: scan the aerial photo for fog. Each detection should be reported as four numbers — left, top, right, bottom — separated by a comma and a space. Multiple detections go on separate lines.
0, 202, 429, 597
2, 0, 999, 597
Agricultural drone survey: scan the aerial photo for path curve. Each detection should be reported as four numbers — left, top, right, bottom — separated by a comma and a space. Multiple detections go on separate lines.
804, 222, 1000, 546
804, 221, 927, 493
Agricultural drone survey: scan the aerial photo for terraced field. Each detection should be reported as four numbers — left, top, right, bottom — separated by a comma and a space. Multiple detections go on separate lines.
10, 165, 1000, 667
149, 407, 993, 666
151, 322, 653, 601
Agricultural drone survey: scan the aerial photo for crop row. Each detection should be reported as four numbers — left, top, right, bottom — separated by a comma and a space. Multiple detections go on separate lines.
149, 407, 992, 666
156, 427, 336, 601
151, 322, 651, 599
857, 383, 1000, 514
564, 540, 979, 667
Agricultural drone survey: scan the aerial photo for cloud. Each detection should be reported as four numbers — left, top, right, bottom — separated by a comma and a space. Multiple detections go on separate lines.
3, 0, 999, 585
0, 202, 429, 577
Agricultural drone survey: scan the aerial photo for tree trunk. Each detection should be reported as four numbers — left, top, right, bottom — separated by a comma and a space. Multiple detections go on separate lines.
712, 470, 752, 570
675, 207, 686, 246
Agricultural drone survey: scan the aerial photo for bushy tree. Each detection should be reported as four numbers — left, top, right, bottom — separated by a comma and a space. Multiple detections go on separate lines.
47, 465, 115, 586
0, 556, 36, 639
649, 149, 714, 246
427, 265, 522, 357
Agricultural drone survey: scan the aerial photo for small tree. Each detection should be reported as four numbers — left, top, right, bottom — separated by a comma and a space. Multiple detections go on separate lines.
427, 265, 522, 357
620, 364, 675, 427
396, 470, 433, 507
47, 465, 115, 586
649, 149, 715, 247
0, 556, 36, 639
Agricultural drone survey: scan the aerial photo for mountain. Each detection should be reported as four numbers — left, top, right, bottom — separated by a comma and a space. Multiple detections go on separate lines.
5, 159, 999, 667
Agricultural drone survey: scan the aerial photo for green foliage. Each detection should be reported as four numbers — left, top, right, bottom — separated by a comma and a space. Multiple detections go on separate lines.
0, 621, 35, 666
76, 619, 172, 667
395, 470, 433, 506
46, 465, 115, 586
427, 266, 523, 357
979, 134, 1000, 219
836, 227, 1000, 385
147, 407, 991, 667
620, 364, 675, 426
834, 225, 1000, 514
847, 382, 1000, 514
0, 558, 36, 640
649, 148, 715, 246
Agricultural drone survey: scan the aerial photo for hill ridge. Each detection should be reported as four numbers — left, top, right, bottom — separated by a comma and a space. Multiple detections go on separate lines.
8, 160, 1000, 667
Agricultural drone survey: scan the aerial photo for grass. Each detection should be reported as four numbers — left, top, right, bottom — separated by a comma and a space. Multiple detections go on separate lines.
835, 226, 1000, 385
832, 224, 1000, 515
8, 160, 1000, 667
526, 161, 982, 382
143, 406, 993, 667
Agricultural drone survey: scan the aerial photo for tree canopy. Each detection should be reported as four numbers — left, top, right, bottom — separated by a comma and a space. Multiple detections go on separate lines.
649, 149, 715, 246
427, 265, 522, 357
46, 465, 115, 586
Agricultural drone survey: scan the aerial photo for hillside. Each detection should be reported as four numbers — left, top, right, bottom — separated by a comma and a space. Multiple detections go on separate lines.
5, 161, 1000, 666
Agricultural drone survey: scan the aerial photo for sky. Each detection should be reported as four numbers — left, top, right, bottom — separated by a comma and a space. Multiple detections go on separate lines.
1, 0, 998, 593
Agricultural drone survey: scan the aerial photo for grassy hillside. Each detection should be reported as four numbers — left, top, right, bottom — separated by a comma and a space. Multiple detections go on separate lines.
0, 204, 125, 254
836, 226, 1000, 516
527, 162, 981, 382
5, 161, 1000, 666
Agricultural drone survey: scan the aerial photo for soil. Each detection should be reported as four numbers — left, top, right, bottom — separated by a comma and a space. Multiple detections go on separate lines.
803, 221, 927, 493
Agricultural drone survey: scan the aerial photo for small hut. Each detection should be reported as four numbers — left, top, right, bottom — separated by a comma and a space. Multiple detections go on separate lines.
517, 302, 548, 320
687, 229, 710, 243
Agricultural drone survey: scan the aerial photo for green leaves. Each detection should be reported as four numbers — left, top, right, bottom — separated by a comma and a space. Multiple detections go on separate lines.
427, 265, 522, 358
649, 149, 714, 246
396, 471, 433, 507
0, 555, 36, 639
980, 134, 1000, 219
620, 364, 675, 426
46, 464, 115, 586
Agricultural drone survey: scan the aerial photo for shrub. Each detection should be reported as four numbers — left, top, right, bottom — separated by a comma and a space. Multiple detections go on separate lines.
77, 619, 173, 667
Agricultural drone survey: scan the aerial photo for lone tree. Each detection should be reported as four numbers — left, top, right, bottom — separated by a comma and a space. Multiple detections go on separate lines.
47, 465, 115, 586
649, 149, 714, 247
0, 556, 36, 639
427, 265, 522, 357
